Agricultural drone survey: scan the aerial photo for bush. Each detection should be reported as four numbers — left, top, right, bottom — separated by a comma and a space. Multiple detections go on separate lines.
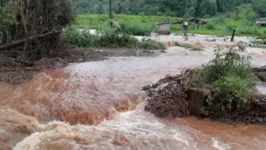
214, 76, 253, 108
226, 25, 234, 32
237, 26, 258, 35
64, 27, 96, 47
203, 51, 257, 109
97, 29, 139, 48
213, 16, 225, 24
246, 12, 257, 22
205, 23, 216, 30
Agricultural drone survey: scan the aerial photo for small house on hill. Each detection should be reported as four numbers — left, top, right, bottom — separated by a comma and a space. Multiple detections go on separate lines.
256, 18, 266, 27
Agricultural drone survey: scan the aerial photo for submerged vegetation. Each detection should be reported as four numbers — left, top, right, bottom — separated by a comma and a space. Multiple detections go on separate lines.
174, 42, 203, 51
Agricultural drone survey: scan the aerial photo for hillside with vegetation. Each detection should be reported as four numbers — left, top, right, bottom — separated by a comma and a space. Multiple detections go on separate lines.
74, 0, 266, 37
75, 0, 266, 18
74, 6, 266, 37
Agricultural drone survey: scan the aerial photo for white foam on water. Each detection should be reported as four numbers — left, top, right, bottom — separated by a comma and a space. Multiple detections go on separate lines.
15, 107, 216, 150
212, 138, 231, 150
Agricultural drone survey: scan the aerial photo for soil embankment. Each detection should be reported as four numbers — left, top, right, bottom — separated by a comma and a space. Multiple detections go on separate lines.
144, 67, 266, 124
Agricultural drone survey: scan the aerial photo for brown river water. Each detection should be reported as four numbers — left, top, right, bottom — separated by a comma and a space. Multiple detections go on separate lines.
1, 48, 266, 150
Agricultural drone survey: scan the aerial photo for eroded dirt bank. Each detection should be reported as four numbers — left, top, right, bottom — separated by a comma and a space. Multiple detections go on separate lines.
143, 71, 266, 124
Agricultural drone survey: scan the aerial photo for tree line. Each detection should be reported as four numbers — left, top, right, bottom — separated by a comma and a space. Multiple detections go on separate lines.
75, 0, 266, 18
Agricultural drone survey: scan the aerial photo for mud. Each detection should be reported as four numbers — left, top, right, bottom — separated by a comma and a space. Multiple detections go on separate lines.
206, 94, 266, 124
143, 75, 189, 117
253, 65, 266, 82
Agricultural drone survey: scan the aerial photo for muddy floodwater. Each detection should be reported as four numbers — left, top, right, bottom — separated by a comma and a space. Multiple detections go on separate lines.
1, 35, 266, 150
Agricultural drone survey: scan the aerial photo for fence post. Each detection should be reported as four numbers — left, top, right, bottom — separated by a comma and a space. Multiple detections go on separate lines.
231, 29, 236, 42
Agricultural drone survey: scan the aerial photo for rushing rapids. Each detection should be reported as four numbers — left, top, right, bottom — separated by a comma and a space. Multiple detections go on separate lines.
1, 35, 266, 149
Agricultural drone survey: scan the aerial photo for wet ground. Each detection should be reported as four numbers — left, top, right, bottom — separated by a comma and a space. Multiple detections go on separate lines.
1, 35, 266, 150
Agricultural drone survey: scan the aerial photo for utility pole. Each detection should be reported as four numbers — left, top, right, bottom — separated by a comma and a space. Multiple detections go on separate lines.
109, 0, 113, 19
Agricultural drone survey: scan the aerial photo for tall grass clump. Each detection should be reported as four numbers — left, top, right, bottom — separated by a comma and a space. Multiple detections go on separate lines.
64, 27, 97, 47
64, 27, 166, 50
120, 23, 155, 36
97, 29, 139, 48
205, 22, 216, 30
237, 26, 258, 35
203, 51, 257, 109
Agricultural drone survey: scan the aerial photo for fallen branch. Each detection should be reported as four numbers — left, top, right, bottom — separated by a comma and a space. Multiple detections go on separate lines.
0, 31, 60, 50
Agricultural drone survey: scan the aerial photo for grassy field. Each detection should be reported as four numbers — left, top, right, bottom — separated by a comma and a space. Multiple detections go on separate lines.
74, 13, 266, 37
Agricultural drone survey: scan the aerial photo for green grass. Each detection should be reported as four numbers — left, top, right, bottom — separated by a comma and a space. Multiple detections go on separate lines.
74, 13, 266, 37
64, 27, 166, 50
75, 14, 178, 30
119, 23, 155, 36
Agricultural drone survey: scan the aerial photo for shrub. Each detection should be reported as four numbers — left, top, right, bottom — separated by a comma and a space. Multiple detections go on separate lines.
214, 76, 253, 108
226, 25, 234, 32
205, 22, 216, 30
203, 51, 257, 109
213, 16, 225, 24
246, 12, 257, 22
97, 29, 139, 48
237, 26, 258, 35
64, 27, 96, 47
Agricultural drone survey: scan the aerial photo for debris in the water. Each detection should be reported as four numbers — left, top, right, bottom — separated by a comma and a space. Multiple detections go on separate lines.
143, 75, 190, 117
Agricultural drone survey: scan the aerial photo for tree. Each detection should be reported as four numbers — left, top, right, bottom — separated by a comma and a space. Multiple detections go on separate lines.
109, 0, 113, 19
74, 0, 253, 18
252, 0, 266, 17
0, 0, 75, 60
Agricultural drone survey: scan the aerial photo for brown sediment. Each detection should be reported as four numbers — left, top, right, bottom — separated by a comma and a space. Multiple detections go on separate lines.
206, 94, 266, 124
143, 75, 190, 117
